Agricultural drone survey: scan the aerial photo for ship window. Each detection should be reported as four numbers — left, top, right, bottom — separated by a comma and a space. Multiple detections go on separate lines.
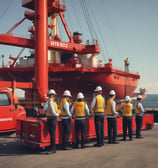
0, 93, 11, 106
114, 75, 119, 79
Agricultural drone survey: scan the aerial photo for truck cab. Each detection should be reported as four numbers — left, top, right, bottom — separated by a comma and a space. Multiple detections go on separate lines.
0, 88, 26, 133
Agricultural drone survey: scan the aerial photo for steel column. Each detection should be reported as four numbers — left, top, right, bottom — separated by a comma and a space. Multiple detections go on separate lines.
34, 0, 48, 101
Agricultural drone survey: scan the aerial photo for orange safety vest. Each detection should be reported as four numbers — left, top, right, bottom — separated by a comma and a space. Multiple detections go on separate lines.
106, 98, 113, 115
122, 103, 132, 117
94, 95, 105, 113
135, 102, 140, 114
74, 101, 86, 117
60, 98, 68, 116
46, 98, 59, 117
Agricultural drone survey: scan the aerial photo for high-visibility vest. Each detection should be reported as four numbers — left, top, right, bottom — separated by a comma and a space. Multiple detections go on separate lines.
74, 101, 86, 117
106, 98, 113, 115
122, 103, 132, 117
60, 98, 68, 116
46, 98, 59, 117
135, 102, 140, 114
94, 95, 105, 113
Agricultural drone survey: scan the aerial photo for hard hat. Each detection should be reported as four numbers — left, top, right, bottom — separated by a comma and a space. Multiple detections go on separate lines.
48, 89, 56, 95
109, 90, 116, 95
125, 95, 131, 102
77, 92, 84, 99
137, 95, 142, 99
94, 86, 102, 92
63, 90, 72, 97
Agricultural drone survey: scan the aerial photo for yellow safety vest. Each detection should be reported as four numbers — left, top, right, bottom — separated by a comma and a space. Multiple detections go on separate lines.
122, 103, 132, 117
94, 95, 105, 113
46, 98, 59, 117
106, 98, 113, 115
74, 101, 86, 117
135, 102, 140, 114
60, 98, 68, 116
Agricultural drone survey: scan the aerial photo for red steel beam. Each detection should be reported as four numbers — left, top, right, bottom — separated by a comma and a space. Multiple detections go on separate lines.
0, 81, 33, 89
0, 34, 100, 54
34, 0, 48, 102
0, 34, 33, 48
48, 39, 100, 54
59, 12, 73, 43
6, 17, 26, 34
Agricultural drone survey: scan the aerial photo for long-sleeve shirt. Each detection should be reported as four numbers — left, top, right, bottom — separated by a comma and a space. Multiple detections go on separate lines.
60, 102, 72, 119
136, 102, 145, 116
71, 103, 90, 120
90, 97, 96, 111
106, 100, 119, 118
43, 101, 59, 117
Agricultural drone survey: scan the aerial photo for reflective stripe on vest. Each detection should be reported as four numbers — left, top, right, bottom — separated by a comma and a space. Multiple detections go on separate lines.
106, 98, 113, 115
94, 95, 105, 113
135, 102, 140, 114
60, 98, 67, 116
122, 103, 132, 117
46, 98, 58, 117
74, 101, 86, 117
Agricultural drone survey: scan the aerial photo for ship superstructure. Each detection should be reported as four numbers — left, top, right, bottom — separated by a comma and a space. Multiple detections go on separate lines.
0, 0, 140, 100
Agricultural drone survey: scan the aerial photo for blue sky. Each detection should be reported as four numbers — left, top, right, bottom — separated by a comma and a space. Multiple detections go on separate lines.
0, 0, 158, 94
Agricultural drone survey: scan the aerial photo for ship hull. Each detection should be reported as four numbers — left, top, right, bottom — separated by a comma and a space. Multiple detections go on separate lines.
0, 66, 139, 99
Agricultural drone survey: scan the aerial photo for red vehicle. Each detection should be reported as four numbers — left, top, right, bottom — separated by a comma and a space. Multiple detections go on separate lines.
0, 87, 26, 133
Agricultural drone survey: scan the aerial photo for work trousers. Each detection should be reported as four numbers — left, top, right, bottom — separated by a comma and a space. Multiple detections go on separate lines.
94, 115, 104, 145
62, 118, 72, 148
107, 117, 117, 143
135, 115, 143, 137
75, 119, 86, 147
123, 117, 132, 140
47, 117, 57, 151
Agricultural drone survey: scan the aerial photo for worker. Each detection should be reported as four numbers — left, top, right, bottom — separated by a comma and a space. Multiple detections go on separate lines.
91, 86, 105, 147
106, 90, 119, 144
43, 89, 60, 154
71, 92, 90, 149
118, 96, 133, 141
60, 90, 72, 150
135, 95, 145, 138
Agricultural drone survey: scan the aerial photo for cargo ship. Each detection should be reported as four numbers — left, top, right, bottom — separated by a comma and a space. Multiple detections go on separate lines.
0, 0, 140, 100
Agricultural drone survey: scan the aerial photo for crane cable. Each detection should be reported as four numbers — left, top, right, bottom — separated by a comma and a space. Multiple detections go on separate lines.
88, 0, 109, 62
70, 0, 84, 39
0, 0, 13, 18
79, 0, 96, 39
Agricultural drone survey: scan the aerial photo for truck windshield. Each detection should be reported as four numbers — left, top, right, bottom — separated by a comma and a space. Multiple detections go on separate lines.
0, 93, 11, 106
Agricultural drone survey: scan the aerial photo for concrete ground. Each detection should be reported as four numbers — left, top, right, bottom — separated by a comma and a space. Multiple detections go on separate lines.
0, 125, 158, 168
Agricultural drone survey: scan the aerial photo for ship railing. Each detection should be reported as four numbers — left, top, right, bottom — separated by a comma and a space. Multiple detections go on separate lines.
112, 66, 139, 74
86, 39, 98, 45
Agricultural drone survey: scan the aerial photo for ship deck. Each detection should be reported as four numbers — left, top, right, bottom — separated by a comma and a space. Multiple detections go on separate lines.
0, 124, 158, 168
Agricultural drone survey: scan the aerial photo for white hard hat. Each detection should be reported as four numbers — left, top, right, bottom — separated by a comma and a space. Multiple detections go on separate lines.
77, 92, 84, 99
94, 86, 102, 92
48, 89, 56, 95
137, 95, 142, 99
125, 95, 131, 102
63, 90, 72, 97
109, 90, 116, 95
